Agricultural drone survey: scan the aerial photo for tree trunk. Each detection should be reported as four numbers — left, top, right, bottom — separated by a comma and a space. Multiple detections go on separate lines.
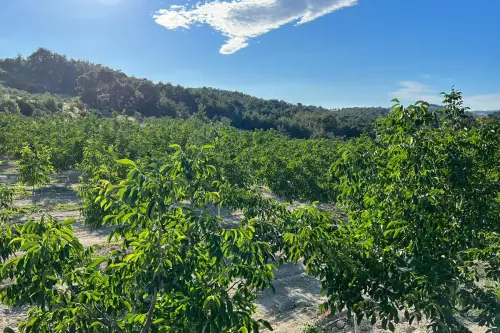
353, 313, 360, 333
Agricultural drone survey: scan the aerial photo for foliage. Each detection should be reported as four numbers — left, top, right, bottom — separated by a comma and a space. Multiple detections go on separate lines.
0, 163, 13, 211
0, 150, 277, 332
486, 111, 500, 119
301, 323, 324, 333
0, 161, 15, 265
77, 140, 123, 229
0, 190, 14, 227
0, 98, 21, 114
0, 186, 13, 211
314, 92, 499, 332
0, 84, 66, 116
0, 48, 389, 139
0, 112, 343, 204
0, 86, 499, 333
18, 144, 55, 203
255, 137, 340, 203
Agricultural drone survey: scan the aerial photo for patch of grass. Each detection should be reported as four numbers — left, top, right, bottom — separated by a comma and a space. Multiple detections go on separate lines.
12, 204, 45, 214
2, 206, 45, 217
93, 243, 121, 257
11, 186, 30, 196
301, 322, 324, 333
53, 202, 80, 211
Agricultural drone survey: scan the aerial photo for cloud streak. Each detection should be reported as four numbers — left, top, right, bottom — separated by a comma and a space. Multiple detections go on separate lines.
465, 93, 500, 111
392, 81, 500, 110
391, 81, 443, 105
153, 0, 358, 54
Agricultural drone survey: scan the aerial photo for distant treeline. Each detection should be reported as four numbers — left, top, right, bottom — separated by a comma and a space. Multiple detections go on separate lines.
0, 48, 390, 139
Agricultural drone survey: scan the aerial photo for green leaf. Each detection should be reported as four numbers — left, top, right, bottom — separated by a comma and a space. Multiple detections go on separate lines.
153, 318, 165, 325
258, 319, 273, 331
124, 253, 137, 262
89, 257, 107, 269
146, 200, 156, 220
61, 218, 76, 226
165, 220, 177, 229
116, 159, 137, 168
8, 237, 24, 246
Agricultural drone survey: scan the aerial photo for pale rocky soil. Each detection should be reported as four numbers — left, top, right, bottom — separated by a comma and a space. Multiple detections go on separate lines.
0, 160, 488, 333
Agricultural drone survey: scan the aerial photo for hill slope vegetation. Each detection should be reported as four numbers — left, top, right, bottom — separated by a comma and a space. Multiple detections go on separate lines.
0, 48, 390, 139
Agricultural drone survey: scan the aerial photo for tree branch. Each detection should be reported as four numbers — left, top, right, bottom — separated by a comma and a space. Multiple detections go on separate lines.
226, 279, 242, 293
67, 284, 126, 333
140, 287, 158, 333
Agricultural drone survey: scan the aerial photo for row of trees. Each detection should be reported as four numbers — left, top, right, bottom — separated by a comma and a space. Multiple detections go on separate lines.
0, 91, 498, 332
0, 111, 345, 205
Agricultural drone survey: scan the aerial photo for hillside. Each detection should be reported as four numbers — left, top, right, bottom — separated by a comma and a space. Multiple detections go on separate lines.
0, 48, 389, 139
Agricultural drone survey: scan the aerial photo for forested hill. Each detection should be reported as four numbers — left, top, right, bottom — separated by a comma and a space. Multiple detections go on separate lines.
0, 48, 388, 139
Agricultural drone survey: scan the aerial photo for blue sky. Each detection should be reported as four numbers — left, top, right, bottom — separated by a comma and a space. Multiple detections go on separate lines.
0, 0, 499, 110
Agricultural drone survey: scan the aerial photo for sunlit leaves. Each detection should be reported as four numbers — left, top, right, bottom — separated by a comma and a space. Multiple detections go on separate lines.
18, 144, 55, 201
2, 146, 284, 332
328, 92, 500, 332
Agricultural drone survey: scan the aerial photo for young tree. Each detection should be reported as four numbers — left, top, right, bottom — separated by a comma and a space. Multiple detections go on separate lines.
305, 93, 499, 332
0, 161, 15, 227
1, 148, 276, 332
18, 144, 55, 205
77, 140, 123, 229
0, 185, 13, 211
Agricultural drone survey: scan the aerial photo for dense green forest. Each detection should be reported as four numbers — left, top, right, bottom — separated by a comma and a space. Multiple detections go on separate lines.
0, 48, 393, 139
3, 49, 493, 139
3, 49, 496, 140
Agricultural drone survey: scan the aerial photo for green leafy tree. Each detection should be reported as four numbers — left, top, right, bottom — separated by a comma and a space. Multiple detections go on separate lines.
1, 149, 276, 332
0, 98, 21, 114
18, 144, 55, 205
77, 140, 123, 228
304, 93, 499, 332
0, 161, 15, 227
255, 136, 339, 203
0, 185, 13, 211
42, 92, 59, 113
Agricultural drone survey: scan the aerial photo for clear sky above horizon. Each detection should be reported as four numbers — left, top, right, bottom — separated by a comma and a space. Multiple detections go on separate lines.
0, 0, 499, 110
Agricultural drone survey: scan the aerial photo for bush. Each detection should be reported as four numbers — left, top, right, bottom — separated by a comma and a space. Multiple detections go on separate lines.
0, 98, 20, 114
42, 93, 59, 112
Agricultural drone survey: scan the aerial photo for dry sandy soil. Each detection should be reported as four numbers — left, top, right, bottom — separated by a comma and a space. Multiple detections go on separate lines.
0, 160, 488, 333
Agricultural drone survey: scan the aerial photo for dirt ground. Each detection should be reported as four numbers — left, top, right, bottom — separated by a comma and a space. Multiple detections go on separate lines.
0, 160, 488, 333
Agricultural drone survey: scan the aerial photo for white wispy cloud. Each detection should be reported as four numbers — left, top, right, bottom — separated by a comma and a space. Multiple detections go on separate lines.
391, 81, 443, 105
465, 93, 500, 111
153, 0, 358, 54
392, 81, 500, 110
